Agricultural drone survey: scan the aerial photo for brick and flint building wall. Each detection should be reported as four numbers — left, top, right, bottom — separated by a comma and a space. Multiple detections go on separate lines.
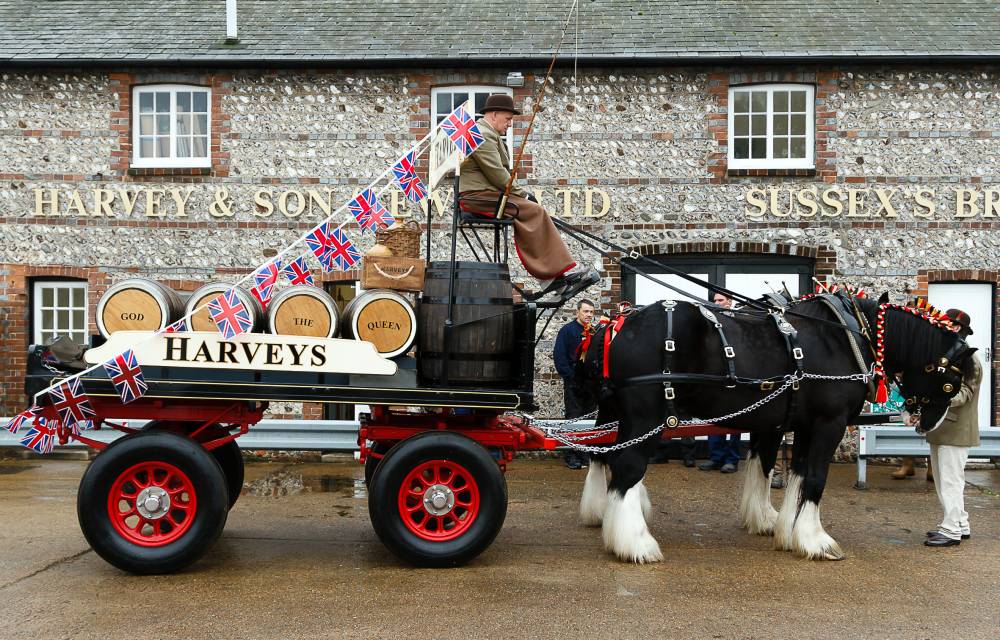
1, 2, 999, 430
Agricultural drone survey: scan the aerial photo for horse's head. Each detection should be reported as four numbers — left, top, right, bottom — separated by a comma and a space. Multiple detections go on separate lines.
572, 320, 611, 403
896, 336, 976, 434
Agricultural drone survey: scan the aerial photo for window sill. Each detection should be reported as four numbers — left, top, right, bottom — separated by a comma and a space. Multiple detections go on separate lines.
726, 168, 816, 177
128, 167, 212, 177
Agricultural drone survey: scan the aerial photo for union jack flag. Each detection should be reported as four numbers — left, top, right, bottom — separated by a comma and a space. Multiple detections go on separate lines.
306, 221, 336, 263
392, 151, 428, 203
348, 189, 393, 232
163, 319, 187, 333
208, 288, 254, 340
441, 104, 484, 156
103, 349, 148, 404
251, 282, 274, 309
70, 419, 94, 436
282, 256, 314, 286
254, 260, 281, 291
20, 418, 54, 454
4, 406, 39, 435
322, 226, 361, 271
48, 377, 95, 429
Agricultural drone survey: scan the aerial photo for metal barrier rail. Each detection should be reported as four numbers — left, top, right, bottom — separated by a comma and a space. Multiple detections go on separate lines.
857, 424, 1000, 489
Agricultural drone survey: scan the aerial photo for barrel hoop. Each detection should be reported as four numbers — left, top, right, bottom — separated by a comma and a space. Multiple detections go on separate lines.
421, 296, 513, 306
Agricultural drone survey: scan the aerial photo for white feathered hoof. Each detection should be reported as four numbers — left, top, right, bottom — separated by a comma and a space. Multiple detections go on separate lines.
773, 473, 802, 552
579, 461, 608, 527
602, 485, 663, 564
637, 481, 652, 522
739, 456, 779, 536
790, 501, 845, 561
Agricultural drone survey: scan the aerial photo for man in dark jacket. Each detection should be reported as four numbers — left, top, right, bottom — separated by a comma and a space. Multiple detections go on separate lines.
553, 298, 596, 468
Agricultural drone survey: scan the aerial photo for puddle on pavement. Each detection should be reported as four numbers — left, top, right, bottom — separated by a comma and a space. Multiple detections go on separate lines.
242, 470, 367, 500
0, 464, 38, 475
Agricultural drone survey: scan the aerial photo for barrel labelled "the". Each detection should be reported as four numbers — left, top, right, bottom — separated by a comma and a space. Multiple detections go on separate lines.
185, 283, 264, 333
266, 286, 340, 338
96, 278, 185, 338
341, 289, 416, 359
418, 261, 514, 386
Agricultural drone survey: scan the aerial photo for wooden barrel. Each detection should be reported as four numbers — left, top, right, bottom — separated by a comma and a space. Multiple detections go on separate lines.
417, 262, 514, 385
341, 289, 417, 358
266, 286, 341, 338
96, 278, 185, 337
185, 283, 264, 333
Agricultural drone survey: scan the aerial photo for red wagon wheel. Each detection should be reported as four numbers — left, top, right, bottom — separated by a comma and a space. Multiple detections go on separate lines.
107, 461, 198, 547
369, 431, 507, 567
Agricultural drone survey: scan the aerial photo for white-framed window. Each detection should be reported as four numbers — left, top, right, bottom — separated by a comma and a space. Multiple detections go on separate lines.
728, 84, 814, 170
131, 84, 211, 168
33, 281, 88, 346
431, 85, 514, 167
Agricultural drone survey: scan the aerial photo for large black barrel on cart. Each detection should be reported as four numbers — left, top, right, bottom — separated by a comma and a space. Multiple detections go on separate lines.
417, 261, 515, 386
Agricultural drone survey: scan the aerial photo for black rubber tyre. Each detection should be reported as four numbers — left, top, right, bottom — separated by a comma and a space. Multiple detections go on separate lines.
77, 430, 229, 575
364, 442, 394, 488
368, 432, 507, 567
210, 440, 244, 510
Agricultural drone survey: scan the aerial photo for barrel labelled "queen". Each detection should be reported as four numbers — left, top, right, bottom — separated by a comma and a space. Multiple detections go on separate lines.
266, 286, 341, 338
184, 283, 264, 333
341, 289, 417, 359
96, 278, 186, 338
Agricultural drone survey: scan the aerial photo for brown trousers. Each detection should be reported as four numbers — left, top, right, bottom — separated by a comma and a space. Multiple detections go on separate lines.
459, 190, 575, 280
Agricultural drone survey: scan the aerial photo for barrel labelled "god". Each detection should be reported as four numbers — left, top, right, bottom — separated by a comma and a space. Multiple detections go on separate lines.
341, 289, 417, 358
184, 282, 264, 333
266, 286, 341, 338
96, 278, 185, 338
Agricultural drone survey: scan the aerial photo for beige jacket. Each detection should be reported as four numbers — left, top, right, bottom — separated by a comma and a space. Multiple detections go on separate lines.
927, 353, 982, 448
458, 119, 527, 198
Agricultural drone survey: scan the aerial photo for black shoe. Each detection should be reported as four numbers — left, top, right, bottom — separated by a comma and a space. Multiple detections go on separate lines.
924, 532, 961, 547
563, 452, 584, 470
720, 463, 738, 474
683, 457, 696, 468
526, 267, 600, 302
926, 530, 970, 540
698, 460, 722, 471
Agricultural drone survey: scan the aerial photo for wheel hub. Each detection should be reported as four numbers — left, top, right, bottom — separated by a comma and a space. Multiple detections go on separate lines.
422, 483, 455, 516
136, 486, 171, 520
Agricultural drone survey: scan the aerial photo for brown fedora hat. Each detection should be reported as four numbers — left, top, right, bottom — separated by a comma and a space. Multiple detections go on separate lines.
483, 93, 521, 115
945, 308, 974, 335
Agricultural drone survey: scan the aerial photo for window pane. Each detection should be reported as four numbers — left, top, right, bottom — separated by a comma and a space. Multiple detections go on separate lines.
773, 114, 788, 135
72, 287, 84, 306
773, 91, 788, 112
177, 137, 191, 157
72, 310, 85, 330
139, 114, 153, 135
177, 114, 191, 135
42, 287, 53, 307
791, 137, 806, 158
71, 331, 86, 346
193, 136, 208, 157
751, 137, 766, 159
156, 114, 169, 134
774, 137, 789, 158
436, 92, 450, 116
751, 91, 766, 112
791, 90, 807, 112
734, 138, 749, 159
734, 115, 748, 136
57, 288, 69, 306
177, 91, 191, 112
155, 92, 169, 112
57, 309, 69, 331
140, 138, 154, 158
193, 91, 208, 112
157, 137, 170, 157
194, 114, 207, 135
474, 93, 488, 115
733, 91, 749, 113
454, 92, 469, 109
751, 114, 766, 135
42, 310, 53, 331
139, 92, 154, 113
791, 114, 806, 135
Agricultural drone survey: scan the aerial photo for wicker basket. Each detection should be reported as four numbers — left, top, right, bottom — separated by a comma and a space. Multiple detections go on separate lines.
376, 219, 422, 258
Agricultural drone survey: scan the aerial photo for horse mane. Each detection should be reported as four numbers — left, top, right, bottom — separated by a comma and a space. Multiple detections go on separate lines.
850, 295, 960, 369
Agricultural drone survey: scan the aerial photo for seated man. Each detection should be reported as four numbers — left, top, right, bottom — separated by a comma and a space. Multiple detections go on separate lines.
458, 93, 599, 300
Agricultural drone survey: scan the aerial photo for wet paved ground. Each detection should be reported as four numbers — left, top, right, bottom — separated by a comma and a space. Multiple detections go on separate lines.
0, 456, 998, 639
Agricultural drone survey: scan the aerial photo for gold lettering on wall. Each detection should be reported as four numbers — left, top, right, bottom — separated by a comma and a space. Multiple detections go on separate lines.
744, 186, 1000, 220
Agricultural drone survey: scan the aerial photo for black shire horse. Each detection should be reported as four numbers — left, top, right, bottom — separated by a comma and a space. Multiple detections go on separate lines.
575, 292, 975, 563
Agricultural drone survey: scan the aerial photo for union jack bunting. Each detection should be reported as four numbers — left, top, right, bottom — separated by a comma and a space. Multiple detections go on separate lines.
20, 418, 54, 454
4, 406, 39, 435
322, 226, 361, 271
163, 319, 187, 333
254, 260, 281, 291
348, 189, 393, 232
441, 104, 484, 156
207, 288, 254, 340
103, 349, 148, 404
306, 221, 336, 262
282, 256, 314, 286
70, 419, 94, 436
251, 282, 274, 309
48, 377, 96, 429
392, 151, 428, 203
